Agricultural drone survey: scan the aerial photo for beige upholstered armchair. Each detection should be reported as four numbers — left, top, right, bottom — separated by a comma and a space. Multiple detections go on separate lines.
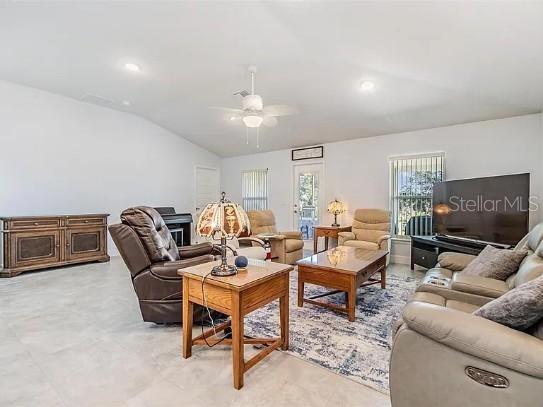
247, 210, 304, 265
338, 209, 391, 251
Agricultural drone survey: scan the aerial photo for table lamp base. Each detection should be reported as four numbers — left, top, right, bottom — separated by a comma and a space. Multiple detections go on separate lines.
211, 264, 238, 277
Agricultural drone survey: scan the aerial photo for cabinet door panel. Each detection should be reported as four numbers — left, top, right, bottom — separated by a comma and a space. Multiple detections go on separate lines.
11, 230, 61, 268
66, 227, 106, 261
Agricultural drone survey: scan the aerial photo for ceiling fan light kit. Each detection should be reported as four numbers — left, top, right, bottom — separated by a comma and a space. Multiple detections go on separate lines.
242, 115, 263, 128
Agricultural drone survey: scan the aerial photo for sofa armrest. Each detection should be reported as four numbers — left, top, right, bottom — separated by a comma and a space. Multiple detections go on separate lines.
280, 231, 303, 240
338, 232, 355, 245
256, 233, 285, 241
238, 237, 265, 248
152, 255, 215, 279
437, 252, 477, 271
377, 234, 391, 250
178, 242, 214, 259
402, 302, 543, 378
451, 273, 509, 298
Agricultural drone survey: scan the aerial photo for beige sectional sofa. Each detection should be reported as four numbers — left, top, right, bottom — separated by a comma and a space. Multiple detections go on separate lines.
390, 224, 543, 407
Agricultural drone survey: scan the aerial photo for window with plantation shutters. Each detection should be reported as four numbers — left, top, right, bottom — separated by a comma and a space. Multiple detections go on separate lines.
389, 153, 445, 238
241, 169, 269, 211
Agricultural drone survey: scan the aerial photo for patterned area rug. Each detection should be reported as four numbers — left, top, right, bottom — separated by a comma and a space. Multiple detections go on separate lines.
244, 270, 419, 393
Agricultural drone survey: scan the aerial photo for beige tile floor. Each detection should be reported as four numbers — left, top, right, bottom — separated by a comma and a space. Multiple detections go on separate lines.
0, 257, 416, 407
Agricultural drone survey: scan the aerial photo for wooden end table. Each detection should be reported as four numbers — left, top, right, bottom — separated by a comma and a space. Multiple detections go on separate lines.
180, 259, 293, 390
297, 246, 387, 322
313, 225, 351, 254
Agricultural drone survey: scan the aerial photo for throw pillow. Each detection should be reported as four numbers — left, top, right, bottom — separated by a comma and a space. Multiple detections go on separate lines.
462, 245, 527, 280
473, 275, 543, 331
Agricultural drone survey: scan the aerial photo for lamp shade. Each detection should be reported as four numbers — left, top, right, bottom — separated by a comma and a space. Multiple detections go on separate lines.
196, 192, 250, 239
327, 199, 346, 215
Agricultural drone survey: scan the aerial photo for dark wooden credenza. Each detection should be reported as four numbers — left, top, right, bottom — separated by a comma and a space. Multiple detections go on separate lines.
1, 214, 110, 277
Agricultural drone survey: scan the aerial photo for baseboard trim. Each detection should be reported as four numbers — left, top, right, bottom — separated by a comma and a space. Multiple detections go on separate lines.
391, 254, 410, 265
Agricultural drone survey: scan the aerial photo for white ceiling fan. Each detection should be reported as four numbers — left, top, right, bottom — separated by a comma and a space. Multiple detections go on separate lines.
214, 65, 299, 147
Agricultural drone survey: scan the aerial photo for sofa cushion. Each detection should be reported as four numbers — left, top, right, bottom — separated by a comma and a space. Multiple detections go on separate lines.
353, 229, 388, 244
462, 245, 527, 280
178, 242, 214, 259
437, 252, 476, 271
150, 255, 215, 280
527, 223, 543, 252
247, 210, 278, 235
121, 206, 179, 262
412, 291, 446, 306
445, 300, 480, 313
352, 209, 390, 243
474, 275, 543, 331
412, 291, 480, 313
532, 320, 543, 340
108, 223, 151, 276
281, 231, 303, 240
426, 267, 454, 279
343, 240, 379, 250
514, 251, 543, 287
403, 302, 543, 379
452, 273, 510, 298
285, 238, 304, 252
235, 246, 267, 260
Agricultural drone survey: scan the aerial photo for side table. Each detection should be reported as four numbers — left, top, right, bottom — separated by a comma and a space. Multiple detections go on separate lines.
313, 225, 351, 254
180, 259, 293, 389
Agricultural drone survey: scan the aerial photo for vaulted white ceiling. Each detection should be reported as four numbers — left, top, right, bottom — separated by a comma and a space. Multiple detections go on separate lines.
1, 2, 542, 157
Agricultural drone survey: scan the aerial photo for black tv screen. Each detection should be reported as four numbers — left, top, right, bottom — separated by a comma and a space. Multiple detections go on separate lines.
432, 173, 530, 245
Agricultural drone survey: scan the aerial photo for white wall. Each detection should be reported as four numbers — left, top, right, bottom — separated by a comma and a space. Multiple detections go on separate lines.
221, 114, 543, 263
2, 80, 541, 264
0, 81, 221, 256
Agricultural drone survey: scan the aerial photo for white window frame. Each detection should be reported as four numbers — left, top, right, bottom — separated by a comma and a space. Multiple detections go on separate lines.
241, 168, 269, 211
389, 152, 445, 239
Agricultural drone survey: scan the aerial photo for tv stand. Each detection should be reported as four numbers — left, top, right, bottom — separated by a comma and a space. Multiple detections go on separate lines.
435, 234, 511, 250
410, 235, 485, 270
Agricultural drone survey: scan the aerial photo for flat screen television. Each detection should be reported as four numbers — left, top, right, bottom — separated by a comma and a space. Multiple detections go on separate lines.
432, 173, 530, 246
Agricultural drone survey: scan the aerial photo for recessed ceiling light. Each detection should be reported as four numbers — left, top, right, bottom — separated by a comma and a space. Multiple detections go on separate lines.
360, 80, 375, 92
121, 100, 131, 106
124, 63, 141, 73
230, 116, 238, 121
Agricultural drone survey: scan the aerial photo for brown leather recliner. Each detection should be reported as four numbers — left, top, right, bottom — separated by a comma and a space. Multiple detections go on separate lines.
109, 206, 217, 324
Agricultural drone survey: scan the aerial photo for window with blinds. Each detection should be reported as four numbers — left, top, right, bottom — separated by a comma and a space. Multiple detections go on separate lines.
389, 153, 445, 238
241, 169, 269, 211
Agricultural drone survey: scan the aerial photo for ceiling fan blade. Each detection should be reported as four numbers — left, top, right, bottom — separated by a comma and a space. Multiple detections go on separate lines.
209, 106, 244, 114
262, 104, 299, 117
263, 116, 278, 127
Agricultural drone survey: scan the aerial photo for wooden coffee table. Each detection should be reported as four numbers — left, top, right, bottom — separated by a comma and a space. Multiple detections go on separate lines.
180, 259, 293, 390
297, 246, 388, 322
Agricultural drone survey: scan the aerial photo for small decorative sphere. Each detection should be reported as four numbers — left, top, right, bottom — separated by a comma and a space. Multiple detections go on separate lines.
234, 256, 249, 268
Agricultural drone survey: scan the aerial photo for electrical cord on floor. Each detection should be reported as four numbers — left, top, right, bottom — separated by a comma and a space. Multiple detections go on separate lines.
199, 269, 267, 351
200, 271, 230, 348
